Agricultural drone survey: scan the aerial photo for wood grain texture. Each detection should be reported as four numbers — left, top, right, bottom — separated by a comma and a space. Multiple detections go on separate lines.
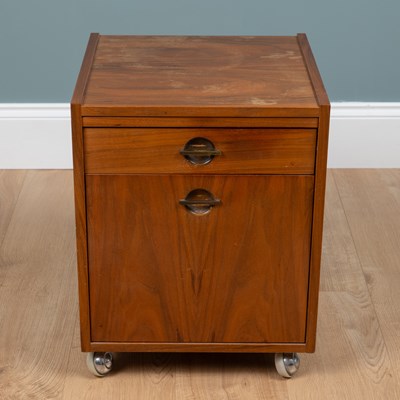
71, 33, 99, 351
80, 35, 319, 118
84, 128, 316, 174
320, 171, 368, 293
82, 117, 319, 128
0, 170, 26, 248
86, 174, 314, 344
288, 292, 399, 399
298, 32, 331, 351
1, 170, 400, 398
63, 320, 180, 400
0, 171, 77, 399
63, 318, 288, 400
333, 169, 400, 393
71, 35, 329, 357
297, 34, 330, 107
287, 171, 398, 399
304, 104, 330, 352
71, 33, 99, 105
86, 342, 308, 353
82, 105, 320, 118
71, 104, 91, 350
174, 353, 289, 400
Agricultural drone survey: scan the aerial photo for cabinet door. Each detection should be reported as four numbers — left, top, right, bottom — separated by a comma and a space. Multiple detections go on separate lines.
86, 175, 314, 343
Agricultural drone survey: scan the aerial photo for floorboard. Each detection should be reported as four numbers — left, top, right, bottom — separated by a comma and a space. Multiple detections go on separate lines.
0, 171, 77, 399
0, 169, 399, 399
333, 169, 400, 396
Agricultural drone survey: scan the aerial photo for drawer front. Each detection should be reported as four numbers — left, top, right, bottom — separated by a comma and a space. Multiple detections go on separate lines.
84, 128, 316, 174
86, 174, 314, 343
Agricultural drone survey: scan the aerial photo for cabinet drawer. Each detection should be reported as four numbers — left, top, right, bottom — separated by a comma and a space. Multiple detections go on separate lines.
84, 128, 316, 174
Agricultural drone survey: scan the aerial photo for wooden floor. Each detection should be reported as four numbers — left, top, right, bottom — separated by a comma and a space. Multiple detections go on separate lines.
0, 170, 400, 399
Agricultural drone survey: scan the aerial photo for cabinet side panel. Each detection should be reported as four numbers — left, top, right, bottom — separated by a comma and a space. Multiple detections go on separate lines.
297, 33, 330, 351
306, 105, 330, 351
71, 104, 91, 350
71, 33, 100, 351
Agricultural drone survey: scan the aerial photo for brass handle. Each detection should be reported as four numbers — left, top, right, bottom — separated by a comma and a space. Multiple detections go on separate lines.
180, 149, 221, 156
180, 137, 221, 165
179, 199, 221, 206
179, 189, 221, 215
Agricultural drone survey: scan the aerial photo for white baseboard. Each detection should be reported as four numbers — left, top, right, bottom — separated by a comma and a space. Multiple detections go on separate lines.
1, 102, 400, 168
329, 103, 400, 168
0, 104, 72, 169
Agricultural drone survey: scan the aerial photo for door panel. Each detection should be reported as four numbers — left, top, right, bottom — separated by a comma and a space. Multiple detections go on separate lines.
86, 175, 314, 343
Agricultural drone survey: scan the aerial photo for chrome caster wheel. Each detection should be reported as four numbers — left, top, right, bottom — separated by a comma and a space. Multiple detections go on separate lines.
274, 353, 300, 378
86, 352, 113, 377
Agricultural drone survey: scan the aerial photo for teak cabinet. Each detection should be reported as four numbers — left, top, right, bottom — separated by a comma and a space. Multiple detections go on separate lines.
71, 34, 330, 378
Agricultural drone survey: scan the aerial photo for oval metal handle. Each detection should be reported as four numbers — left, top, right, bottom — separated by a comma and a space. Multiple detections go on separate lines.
180, 137, 221, 165
179, 189, 221, 215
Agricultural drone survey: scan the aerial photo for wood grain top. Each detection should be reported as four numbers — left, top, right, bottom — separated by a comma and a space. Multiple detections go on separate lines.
77, 35, 323, 117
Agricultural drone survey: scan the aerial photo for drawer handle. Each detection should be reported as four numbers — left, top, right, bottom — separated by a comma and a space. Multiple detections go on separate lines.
179, 189, 221, 215
180, 137, 221, 165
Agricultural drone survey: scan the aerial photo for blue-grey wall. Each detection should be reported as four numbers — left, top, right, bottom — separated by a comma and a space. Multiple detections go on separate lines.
1, 0, 399, 102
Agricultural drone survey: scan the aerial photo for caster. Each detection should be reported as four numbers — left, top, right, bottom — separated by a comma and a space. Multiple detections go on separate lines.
274, 353, 300, 378
86, 352, 113, 377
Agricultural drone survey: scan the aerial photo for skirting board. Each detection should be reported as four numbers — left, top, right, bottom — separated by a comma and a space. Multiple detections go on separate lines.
0, 102, 400, 168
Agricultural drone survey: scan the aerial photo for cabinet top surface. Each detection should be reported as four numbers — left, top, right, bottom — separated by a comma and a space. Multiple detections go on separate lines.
75, 35, 328, 117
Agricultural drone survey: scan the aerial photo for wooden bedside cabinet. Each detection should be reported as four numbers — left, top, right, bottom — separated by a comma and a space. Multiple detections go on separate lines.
71, 33, 330, 378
